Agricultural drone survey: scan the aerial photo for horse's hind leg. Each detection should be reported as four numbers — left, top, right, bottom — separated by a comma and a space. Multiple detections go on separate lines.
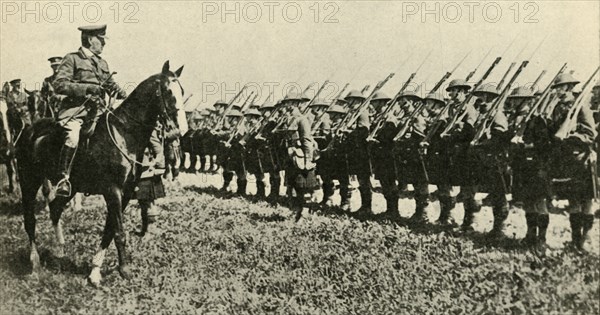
6, 161, 14, 193
21, 176, 42, 273
49, 196, 73, 258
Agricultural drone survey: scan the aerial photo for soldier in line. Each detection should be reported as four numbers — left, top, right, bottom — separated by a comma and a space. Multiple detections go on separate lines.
279, 92, 318, 221
52, 25, 127, 197
394, 90, 431, 223
337, 90, 372, 215
216, 105, 244, 194
313, 100, 347, 207
547, 73, 597, 251
241, 107, 264, 199
255, 101, 283, 202
432, 79, 479, 230
508, 86, 551, 247
369, 92, 402, 219
470, 83, 511, 237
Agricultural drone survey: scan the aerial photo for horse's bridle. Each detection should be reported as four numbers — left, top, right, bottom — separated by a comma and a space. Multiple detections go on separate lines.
105, 75, 182, 167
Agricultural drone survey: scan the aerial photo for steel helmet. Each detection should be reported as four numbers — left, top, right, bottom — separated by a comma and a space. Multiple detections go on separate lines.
424, 92, 445, 105
345, 89, 366, 101
327, 104, 347, 115
244, 108, 261, 117
310, 98, 330, 107
552, 73, 580, 88
473, 83, 499, 97
508, 86, 534, 99
371, 91, 391, 102
446, 79, 471, 92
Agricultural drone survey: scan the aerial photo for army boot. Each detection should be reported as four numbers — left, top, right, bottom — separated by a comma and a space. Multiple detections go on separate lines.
460, 199, 477, 233
523, 213, 538, 246
221, 172, 233, 192
339, 183, 352, 211
382, 194, 401, 220
354, 195, 373, 218
320, 181, 335, 207
489, 206, 508, 239
266, 175, 281, 204
56, 145, 77, 197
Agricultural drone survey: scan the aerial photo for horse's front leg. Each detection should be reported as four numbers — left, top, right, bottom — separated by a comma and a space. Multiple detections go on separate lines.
49, 195, 74, 258
6, 161, 14, 193
89, 185, 129, 286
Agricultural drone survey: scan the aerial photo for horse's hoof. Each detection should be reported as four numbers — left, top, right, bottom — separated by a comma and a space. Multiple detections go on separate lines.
30, 248, 41, 273
118, 266, 132, 280
88, 268, 102, 287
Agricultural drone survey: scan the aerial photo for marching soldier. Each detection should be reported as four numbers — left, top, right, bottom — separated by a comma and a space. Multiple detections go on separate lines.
52, 25, 127, 197
254, 101, 283, 202
311, 99, 335, 206
547, 73, 597, 251
40, 56, 63, 119
242, 107, 265, 199
470, 83, 510, 238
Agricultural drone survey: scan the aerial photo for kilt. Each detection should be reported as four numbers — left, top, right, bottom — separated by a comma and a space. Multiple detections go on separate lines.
548, 138, 595, 200
134, 175, 166, 200
471, 145, 510, 194
394, 137, 428, 185
511, 147, 550, 201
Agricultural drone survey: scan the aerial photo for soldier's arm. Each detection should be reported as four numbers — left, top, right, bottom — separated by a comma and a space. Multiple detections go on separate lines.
101, 60, 127, 99
571, 105, 598, 145
53, 54, 91, 98
355, 111, 370, 139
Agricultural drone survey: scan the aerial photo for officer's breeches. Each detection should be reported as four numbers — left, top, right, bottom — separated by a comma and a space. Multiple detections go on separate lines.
62, 118, 84, 148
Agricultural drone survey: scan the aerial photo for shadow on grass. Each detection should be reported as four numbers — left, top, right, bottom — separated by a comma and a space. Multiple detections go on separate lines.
1, 247, 89, 277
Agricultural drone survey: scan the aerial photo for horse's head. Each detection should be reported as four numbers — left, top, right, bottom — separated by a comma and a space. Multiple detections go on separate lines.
155, 61, 188, 140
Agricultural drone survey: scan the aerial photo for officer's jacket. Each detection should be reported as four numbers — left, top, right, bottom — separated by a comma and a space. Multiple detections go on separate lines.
41, 75, 56, 100
6, 91, 27, 111
53, 48, 123, 111
550, 93, 597, 145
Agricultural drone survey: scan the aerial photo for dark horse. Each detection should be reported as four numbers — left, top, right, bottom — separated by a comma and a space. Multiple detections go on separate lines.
16, 61, 184, 285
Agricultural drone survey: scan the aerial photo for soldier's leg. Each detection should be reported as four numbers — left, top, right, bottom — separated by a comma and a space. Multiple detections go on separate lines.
222, 171, 233, 192
567, 199, 585, 249
267, 171, 281, 201
320, 175, 335, 206
522, 198, 549, 246
436, 184, 456, 225
255, 173, 266, 198
149, 128, 165, 169
488, 190, 508, 237
460, 185, 479, 232
338, 175, 352, 211
380, 175, 399, 216
57, 119, 82, 197
580, 199, 596, 251
139, 199, 159, 235
410, 182, 429, 223
356, 173, 373, 214
236, 170, 247, 196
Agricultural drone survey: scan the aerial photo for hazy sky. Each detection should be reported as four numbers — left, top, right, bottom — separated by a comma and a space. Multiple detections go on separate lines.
1, 0, 599, 110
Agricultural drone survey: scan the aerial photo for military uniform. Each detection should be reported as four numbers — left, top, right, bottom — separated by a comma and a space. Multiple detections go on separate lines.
546, 74, 597, 249
52, 25, 126, 197
6, 79, 31, 133
39, 56, 63, 119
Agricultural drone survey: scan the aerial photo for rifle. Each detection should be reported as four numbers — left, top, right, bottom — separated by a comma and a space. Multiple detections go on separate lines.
393, 55, 468, 142
302, 80, 330, 115
497, 62, 516, 91
367, 53, 432, 142
511, 63, 567, 144
531, 70, 547, 92
466, 48, 493, 82
554, 66, 600, 140
435, 57, 502, 139
225, 92, 256, 146
214, 84, 248, 130
471, 60, 529, 146
271, 83, 318, 133
339, 73, 396, 131
311, 83, 349, 132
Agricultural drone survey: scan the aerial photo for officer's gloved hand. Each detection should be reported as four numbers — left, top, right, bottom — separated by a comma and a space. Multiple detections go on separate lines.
86, 84, 104, 97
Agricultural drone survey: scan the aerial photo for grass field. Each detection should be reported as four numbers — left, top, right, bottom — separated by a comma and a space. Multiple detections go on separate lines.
0, 172, 598, 314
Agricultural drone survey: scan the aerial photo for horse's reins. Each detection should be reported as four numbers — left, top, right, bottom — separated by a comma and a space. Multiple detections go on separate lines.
104, 78, 179, 167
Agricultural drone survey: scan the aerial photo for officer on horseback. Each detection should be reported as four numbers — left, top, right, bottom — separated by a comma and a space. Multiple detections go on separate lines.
52, 25, 127, 197
40, 56, 63, 117
6, 79, 31, 129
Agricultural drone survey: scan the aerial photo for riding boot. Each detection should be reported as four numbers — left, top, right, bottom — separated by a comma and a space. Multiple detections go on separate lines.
523, 213, 538, 246
580, 214, 595, 251
236, 178, 247, 196
569, 213, 582, 249
56, 145, 77, 197
537, 214, 549, 247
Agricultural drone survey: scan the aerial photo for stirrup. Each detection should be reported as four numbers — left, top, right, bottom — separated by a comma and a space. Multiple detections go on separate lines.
56, 177, 72, 197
